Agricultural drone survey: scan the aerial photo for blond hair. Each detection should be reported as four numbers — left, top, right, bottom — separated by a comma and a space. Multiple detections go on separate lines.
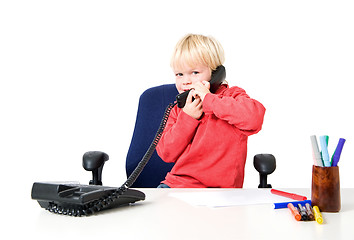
171, 34, 225, 71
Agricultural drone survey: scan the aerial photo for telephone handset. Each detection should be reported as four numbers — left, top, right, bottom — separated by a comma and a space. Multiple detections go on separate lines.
176, 65, 226, 108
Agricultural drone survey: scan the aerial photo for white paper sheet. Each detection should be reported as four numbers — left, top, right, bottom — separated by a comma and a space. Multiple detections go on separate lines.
169, 189, 299, 208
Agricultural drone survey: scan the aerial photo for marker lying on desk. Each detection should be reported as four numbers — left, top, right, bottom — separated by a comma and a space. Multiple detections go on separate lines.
305, 203, 315, 221
273, 200, 311, 209
298, 204, 308, 221
287, 203, 301, 221
331, 138, 346, 167
313, 206, 323, 224
271, 189, 307, 201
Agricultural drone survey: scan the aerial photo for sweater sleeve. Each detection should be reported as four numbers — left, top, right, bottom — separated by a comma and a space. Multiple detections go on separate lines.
156, 106, 200, 163
203, 87, 266, 136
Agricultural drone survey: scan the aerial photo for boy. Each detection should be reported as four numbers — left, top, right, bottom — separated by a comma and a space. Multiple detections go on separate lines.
156, 34, 266, 188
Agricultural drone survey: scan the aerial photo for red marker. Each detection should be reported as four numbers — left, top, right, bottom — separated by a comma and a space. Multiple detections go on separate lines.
271, 189, 307, 201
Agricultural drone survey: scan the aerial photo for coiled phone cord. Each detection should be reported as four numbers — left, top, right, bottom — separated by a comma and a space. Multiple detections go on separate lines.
121, 102, 176, 190
45, 102, 176, 216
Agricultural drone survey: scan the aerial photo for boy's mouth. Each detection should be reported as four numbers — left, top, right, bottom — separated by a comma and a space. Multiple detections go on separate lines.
180, 89, 190, 93
182, 88, 194, 92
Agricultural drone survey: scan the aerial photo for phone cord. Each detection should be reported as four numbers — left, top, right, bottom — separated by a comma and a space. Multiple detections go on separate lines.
120, 102, 176, 190
45, 102, 176, 217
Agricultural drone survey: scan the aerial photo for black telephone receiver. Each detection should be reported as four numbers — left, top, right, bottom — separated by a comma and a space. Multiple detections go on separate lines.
176, 65, 226, 108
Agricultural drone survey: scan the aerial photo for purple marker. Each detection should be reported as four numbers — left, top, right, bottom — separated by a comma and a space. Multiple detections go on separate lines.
332, 138, 346, 166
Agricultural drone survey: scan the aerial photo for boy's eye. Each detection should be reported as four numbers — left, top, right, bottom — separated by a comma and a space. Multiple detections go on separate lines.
192, 71, 199, 75
176, 73, 183, 77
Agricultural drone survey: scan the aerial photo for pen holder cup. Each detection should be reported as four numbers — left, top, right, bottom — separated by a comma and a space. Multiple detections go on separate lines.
311, 165, 341, 212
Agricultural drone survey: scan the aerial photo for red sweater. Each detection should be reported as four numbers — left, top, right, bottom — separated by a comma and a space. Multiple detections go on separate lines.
156, 84, 266, 188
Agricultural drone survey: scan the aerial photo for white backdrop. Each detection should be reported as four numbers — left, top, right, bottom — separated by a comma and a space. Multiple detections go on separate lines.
1, 0, 353, 201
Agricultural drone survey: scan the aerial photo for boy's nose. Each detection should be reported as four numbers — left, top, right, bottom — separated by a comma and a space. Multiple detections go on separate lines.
183, 76, 192, 85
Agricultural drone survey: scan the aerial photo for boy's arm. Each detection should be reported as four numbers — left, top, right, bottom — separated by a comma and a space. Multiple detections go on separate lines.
156, 107, 200, 163
203, 87, 266, 135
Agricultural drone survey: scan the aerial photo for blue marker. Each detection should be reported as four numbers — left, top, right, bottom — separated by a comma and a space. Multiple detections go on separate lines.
331, 138, 346, 167
273, 200, 312, 209
320, 135, 331, 167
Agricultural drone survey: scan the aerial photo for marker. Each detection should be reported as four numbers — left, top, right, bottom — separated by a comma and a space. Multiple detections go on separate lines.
305, 203, 315, 221
320, 135, 331, 167
313, 206, 324, 224
298, 204, 309, 221
331, 138, 346, 167
273, 200, 312, 209
310, 135, 323, 167
287, 203, 301, 221
271, 189, 307, 201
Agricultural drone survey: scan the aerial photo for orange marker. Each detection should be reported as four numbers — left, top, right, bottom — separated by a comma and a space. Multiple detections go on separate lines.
287, 203, 301, 221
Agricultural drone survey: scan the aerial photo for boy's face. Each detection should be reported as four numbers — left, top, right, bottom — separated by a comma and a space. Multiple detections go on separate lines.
173, 63, 211, 94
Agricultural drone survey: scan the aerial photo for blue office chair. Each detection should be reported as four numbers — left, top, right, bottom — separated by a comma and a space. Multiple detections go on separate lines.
126, 84, 276, 188
125, 84, 178, 188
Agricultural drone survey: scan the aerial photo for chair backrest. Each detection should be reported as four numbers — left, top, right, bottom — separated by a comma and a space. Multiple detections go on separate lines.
126, 84, 178, 187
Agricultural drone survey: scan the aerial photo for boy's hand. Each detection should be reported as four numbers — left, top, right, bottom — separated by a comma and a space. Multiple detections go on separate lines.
183, 90, 203, 120
190, 81, 210, 101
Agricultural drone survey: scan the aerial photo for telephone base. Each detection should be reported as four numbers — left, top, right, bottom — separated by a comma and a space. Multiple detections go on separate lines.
31, 182, 145, 216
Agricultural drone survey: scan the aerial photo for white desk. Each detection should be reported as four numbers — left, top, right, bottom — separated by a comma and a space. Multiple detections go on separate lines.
11, 188, 354, 240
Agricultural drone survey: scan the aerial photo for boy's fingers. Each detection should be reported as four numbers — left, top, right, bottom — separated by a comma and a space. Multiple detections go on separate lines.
186, 90, 193, 103
203, 81, 210, 89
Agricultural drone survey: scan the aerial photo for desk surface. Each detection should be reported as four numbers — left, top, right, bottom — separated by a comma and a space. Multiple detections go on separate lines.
13, 188, 354, 240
